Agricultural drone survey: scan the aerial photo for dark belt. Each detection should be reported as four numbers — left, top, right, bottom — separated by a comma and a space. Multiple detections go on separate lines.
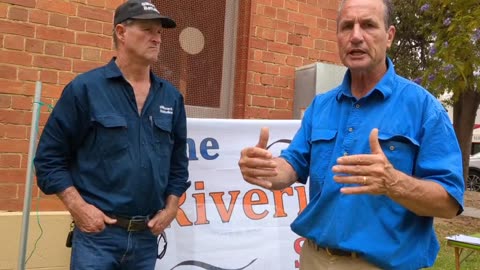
308, 239, 358, 258
108, 215, 150, 232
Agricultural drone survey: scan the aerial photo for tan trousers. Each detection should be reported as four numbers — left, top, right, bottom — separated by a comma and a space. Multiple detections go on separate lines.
299, 239, 381, 270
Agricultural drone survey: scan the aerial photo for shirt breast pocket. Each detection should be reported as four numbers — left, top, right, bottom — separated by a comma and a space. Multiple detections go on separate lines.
152, 116, 174, 149
310, 129, 337, 178
378, 132, 419, 174
94, 115, 128, 156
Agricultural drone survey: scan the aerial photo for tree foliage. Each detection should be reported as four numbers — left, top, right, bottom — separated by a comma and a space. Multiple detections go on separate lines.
389, 0, 480, 182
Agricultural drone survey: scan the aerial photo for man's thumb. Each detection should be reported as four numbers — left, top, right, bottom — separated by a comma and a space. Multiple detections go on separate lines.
104, 215, 117, 225
256, 127, 269, 149
369, 128, 382, 154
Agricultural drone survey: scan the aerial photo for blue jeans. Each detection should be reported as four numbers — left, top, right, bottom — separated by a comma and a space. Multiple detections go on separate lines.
70, 225, 158, 270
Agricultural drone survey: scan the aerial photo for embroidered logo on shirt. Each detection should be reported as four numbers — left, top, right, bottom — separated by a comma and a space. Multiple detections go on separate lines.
160, 105, 173, 115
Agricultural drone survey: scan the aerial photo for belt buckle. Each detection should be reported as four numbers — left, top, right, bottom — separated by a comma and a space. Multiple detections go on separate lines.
127, 217, 146, 232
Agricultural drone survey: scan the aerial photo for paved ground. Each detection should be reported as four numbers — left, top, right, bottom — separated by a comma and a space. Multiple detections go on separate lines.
462, 207, 480, 218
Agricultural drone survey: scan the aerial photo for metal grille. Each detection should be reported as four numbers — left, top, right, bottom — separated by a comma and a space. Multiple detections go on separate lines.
152, 0, 236, 118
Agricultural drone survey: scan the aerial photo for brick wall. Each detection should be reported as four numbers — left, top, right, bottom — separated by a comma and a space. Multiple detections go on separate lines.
0, 0, 341, 211
0, 0, 120, 211
236, 0, 342, 119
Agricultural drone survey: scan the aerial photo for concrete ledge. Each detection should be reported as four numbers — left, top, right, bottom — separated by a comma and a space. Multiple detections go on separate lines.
0, 212, 71, 270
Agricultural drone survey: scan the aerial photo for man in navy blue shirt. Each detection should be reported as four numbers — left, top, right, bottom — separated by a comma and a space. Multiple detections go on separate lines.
238, 0, 464, 269
34, 0, 190, 269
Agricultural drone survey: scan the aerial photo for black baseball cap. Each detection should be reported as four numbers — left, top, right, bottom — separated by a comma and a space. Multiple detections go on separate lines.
114, 0, 176, 28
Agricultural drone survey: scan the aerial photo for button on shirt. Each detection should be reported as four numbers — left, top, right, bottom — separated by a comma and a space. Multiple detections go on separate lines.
34, 58, 190, 217
280, 58, 464, 270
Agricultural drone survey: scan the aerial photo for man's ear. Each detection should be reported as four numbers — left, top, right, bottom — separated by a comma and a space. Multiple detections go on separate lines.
386, 25, 396, 49
115, 24, 127, 43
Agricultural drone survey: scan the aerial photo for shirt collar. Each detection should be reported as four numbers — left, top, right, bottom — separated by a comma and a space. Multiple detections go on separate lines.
104, 57, 162, 86
336, 57, 396, 101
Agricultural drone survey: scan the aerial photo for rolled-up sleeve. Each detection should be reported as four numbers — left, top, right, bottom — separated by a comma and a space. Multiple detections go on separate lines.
34, 82, 90, 195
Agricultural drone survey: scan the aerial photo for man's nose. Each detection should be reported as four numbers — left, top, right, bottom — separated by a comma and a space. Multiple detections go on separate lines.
350, 24, 363, 43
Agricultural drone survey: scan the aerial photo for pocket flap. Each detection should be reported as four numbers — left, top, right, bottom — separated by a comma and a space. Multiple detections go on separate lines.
153, 117, 172, 133
378, 131, 419, 147
95, 115, 127, 128
311, 129, 337, 142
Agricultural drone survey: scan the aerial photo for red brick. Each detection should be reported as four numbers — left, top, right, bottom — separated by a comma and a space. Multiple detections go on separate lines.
294, 24, 309, 36
279, 66, 295, 77
0, 50, 31, 66
0, 5, 7, 18
77, 5, 112, 22
76, 32, 112, 49
29, 9, 49, 25
288, 11, 305, 24
260, 74, 274, 85
33, 55, 71, 71
299, 4, 322, 17
322, 8, 337, 20
8, 6, 29, 21
36, 25, 75, 43
1, 0, 36, 8
45, 42, 64, 56
277, 9, 288, 21
0, 79, 24, 95
286, 55, 303, 67
0, 154, 21, 168
275, 31, 287, 43
275, 98, 289, 109
0, 21, 35, 37
87, 0, 106, 8
285, 0, 298, 11
260, 6, 274, 17
252, 96, 275, 107
0, 95, 11, 108
0, 184, 18, 199
268, 42, 292, 55
0, 168, 25, 184
253, 15, 275, 29
281, 88, 294, 99
250, 38, 268, 50
269, 109, 292, 119
293, 46, 309, 58
41, 84, 63, 99
36, 0, 76, 16
64, 45, 82, 59
83, 48, 101, 61
0, 65, 17, 80
275, 20, 294, 32
249, 61, 266, 73
26, 39, 44, 53
271, 0, 285, 8
326, 40, 338, 53
101, 49, 115, 62
0, 138, 29, 152
40, 70, 58, 84
302, 36, 314, 48
245, 107, 269, 119
86, 20, 104, 34
247, 85, 266, 95
73, 60, 102, 73
287, 33, 302, 46
0, 109, 29, 125
265, 63, 280, 75
274, 76, 289, 87
68, 17, 86, 31
11, 95, 33, 110
265, 86, 282, 97
320, 51, 340, 64
319, 30, 337, 42
4, 35, 25, 51
59, 72, 76, 85
49, 13, 68, 28
102, 22, 113, 35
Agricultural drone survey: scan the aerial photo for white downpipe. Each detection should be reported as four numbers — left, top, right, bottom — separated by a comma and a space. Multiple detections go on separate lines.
17, 81, 43, 270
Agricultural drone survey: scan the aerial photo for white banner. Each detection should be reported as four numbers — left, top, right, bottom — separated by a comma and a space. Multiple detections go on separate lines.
156, 118, 308, 270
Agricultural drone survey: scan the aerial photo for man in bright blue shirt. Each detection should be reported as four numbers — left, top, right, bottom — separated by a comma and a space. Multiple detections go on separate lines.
34, 1, 190, 269
238, 0, 464, 269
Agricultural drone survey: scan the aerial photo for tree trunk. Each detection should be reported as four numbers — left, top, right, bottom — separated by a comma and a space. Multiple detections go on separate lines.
452, 88, 480, 184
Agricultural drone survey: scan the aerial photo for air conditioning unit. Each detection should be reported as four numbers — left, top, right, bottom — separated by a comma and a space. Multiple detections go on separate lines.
293, 62, 347, 119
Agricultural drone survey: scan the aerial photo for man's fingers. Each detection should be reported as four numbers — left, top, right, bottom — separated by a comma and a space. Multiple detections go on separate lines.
244, 176, 273, 189
256, 127, 269, 149
103, 215, 117, 225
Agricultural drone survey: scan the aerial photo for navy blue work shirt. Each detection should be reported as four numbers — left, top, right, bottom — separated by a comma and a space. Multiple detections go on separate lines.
34, 58, 190, 217
281, 58, 464, 269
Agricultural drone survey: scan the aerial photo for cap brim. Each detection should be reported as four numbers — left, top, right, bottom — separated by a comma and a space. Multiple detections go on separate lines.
131, 14, 176, 28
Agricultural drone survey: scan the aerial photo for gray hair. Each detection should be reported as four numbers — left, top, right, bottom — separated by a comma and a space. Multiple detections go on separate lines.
337, 0, 394, 29
112, 19, 134, 49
